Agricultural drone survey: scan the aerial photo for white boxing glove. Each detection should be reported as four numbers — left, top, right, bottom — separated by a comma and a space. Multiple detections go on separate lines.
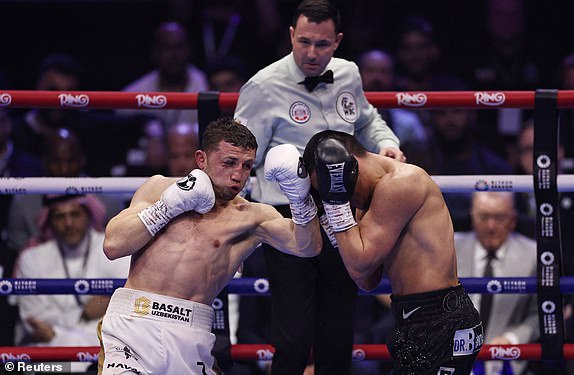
264, 144, 317, 225
138, 169, 215, 236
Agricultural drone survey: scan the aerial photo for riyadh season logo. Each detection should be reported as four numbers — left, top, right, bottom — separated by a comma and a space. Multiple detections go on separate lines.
253, 278, 270, 294
537, 154, 551, 169
74, 280, 90, 294
0, 280, 13, 295
486, 280, 502, 294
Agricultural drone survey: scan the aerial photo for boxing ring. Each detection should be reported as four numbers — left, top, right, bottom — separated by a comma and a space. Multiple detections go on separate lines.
1, 89, 574, 366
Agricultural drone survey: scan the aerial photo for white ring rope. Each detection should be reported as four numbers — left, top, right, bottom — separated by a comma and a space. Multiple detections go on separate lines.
1, 175, 574, 195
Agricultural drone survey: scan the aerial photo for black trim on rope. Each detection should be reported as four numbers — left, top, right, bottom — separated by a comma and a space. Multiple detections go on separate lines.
534, 89, 565, 361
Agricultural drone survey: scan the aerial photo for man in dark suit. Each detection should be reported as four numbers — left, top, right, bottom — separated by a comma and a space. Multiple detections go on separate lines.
455, 191, 538, 374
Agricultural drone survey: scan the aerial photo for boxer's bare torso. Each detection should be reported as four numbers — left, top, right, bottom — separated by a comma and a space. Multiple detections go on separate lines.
104, 140, 321, 306
125, 177, 286, 304
333, 155, 459, 295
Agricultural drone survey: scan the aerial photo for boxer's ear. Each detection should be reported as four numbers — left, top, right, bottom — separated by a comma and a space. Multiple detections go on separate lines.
195, 150, 207, 170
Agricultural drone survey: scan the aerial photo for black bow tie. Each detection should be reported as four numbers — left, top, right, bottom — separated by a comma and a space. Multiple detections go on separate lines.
299, 70, 334, 92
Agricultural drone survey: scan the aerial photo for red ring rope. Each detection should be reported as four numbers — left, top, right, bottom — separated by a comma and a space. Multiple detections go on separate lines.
3, 90, 574, 110
2, 344, 574, 362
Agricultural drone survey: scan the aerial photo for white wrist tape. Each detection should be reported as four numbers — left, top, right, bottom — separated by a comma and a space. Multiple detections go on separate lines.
289, 194, 318, 225
137, 200, 172, 236
323, 202, 357, 232
319, 213, 338, 248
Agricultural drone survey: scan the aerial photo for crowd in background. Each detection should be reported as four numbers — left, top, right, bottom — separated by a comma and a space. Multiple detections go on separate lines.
1, 0, 574, 374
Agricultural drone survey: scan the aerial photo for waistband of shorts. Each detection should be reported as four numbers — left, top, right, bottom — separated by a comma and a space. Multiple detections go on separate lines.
107, 288, 214, 332
391, 284, 466, 322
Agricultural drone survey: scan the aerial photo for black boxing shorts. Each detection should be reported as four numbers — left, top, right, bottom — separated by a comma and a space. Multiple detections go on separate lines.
388, 284, 483, 375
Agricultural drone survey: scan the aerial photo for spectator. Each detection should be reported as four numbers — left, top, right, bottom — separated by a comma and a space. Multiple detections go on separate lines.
7, 53, 136, 177
165, 122, 199, 176
6, 128, 124, 252
468, 0, 541, 91
206, 56, 249, 117
455, 191, 538, 374
11, 54, 88, 159
12, 194, 130, 370
394, 15, 466, 93
206, 56, 248, 93
407, 107, 512, 232
465, 0, 543, 157
351, 294, 394, 375
558, 53, 574, 169
0, 240, 18, 346
357, 48, 428, 149
114, 119, 169, 177
119, 21, 209, 129
0, 108, 44, 238
0, 107, 43, 346
114, 120, 200, 179
393, 15, 468, 129
233, 1, 404, 373
186, 0, 282, 75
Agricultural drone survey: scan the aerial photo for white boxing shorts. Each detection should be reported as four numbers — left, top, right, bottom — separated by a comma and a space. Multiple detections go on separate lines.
99, 288, 216, 375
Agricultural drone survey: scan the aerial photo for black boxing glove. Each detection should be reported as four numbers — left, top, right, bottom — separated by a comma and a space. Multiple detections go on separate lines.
315, 138, 358, 232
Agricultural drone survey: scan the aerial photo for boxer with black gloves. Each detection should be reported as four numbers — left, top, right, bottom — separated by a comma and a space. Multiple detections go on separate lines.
303, 130, 483, 375
98, 118, 322, 375
314, 138, 358, 233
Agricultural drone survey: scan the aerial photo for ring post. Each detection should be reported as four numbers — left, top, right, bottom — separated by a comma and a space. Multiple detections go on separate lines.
197, 91, 222, 146
534, 89, 565, 362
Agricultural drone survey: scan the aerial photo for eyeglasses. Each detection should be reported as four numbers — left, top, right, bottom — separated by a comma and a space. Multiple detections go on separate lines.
473, 213, 512, 224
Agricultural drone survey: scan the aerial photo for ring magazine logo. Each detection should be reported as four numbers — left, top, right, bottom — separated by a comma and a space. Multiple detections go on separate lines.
474, 92, 506, 106
0, 93, 12, 106
136, 94, 167, 108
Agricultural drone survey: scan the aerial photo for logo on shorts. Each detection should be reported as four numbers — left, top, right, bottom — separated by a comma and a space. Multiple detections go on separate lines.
289, 101, 311, 124
402, 306, 421, 320
123, 346, 134, 360
177, 174, 197, 191
336, 92, 357, 123
437, 367, 455, 375
453, 325, 483, 356
134, 296, 151, 315
106, 362, 142, 374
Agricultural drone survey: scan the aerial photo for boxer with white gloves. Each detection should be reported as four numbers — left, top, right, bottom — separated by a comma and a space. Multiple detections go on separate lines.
137, 169, 215, 236
264, 144, 317, 225
100, 119, 322, 375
